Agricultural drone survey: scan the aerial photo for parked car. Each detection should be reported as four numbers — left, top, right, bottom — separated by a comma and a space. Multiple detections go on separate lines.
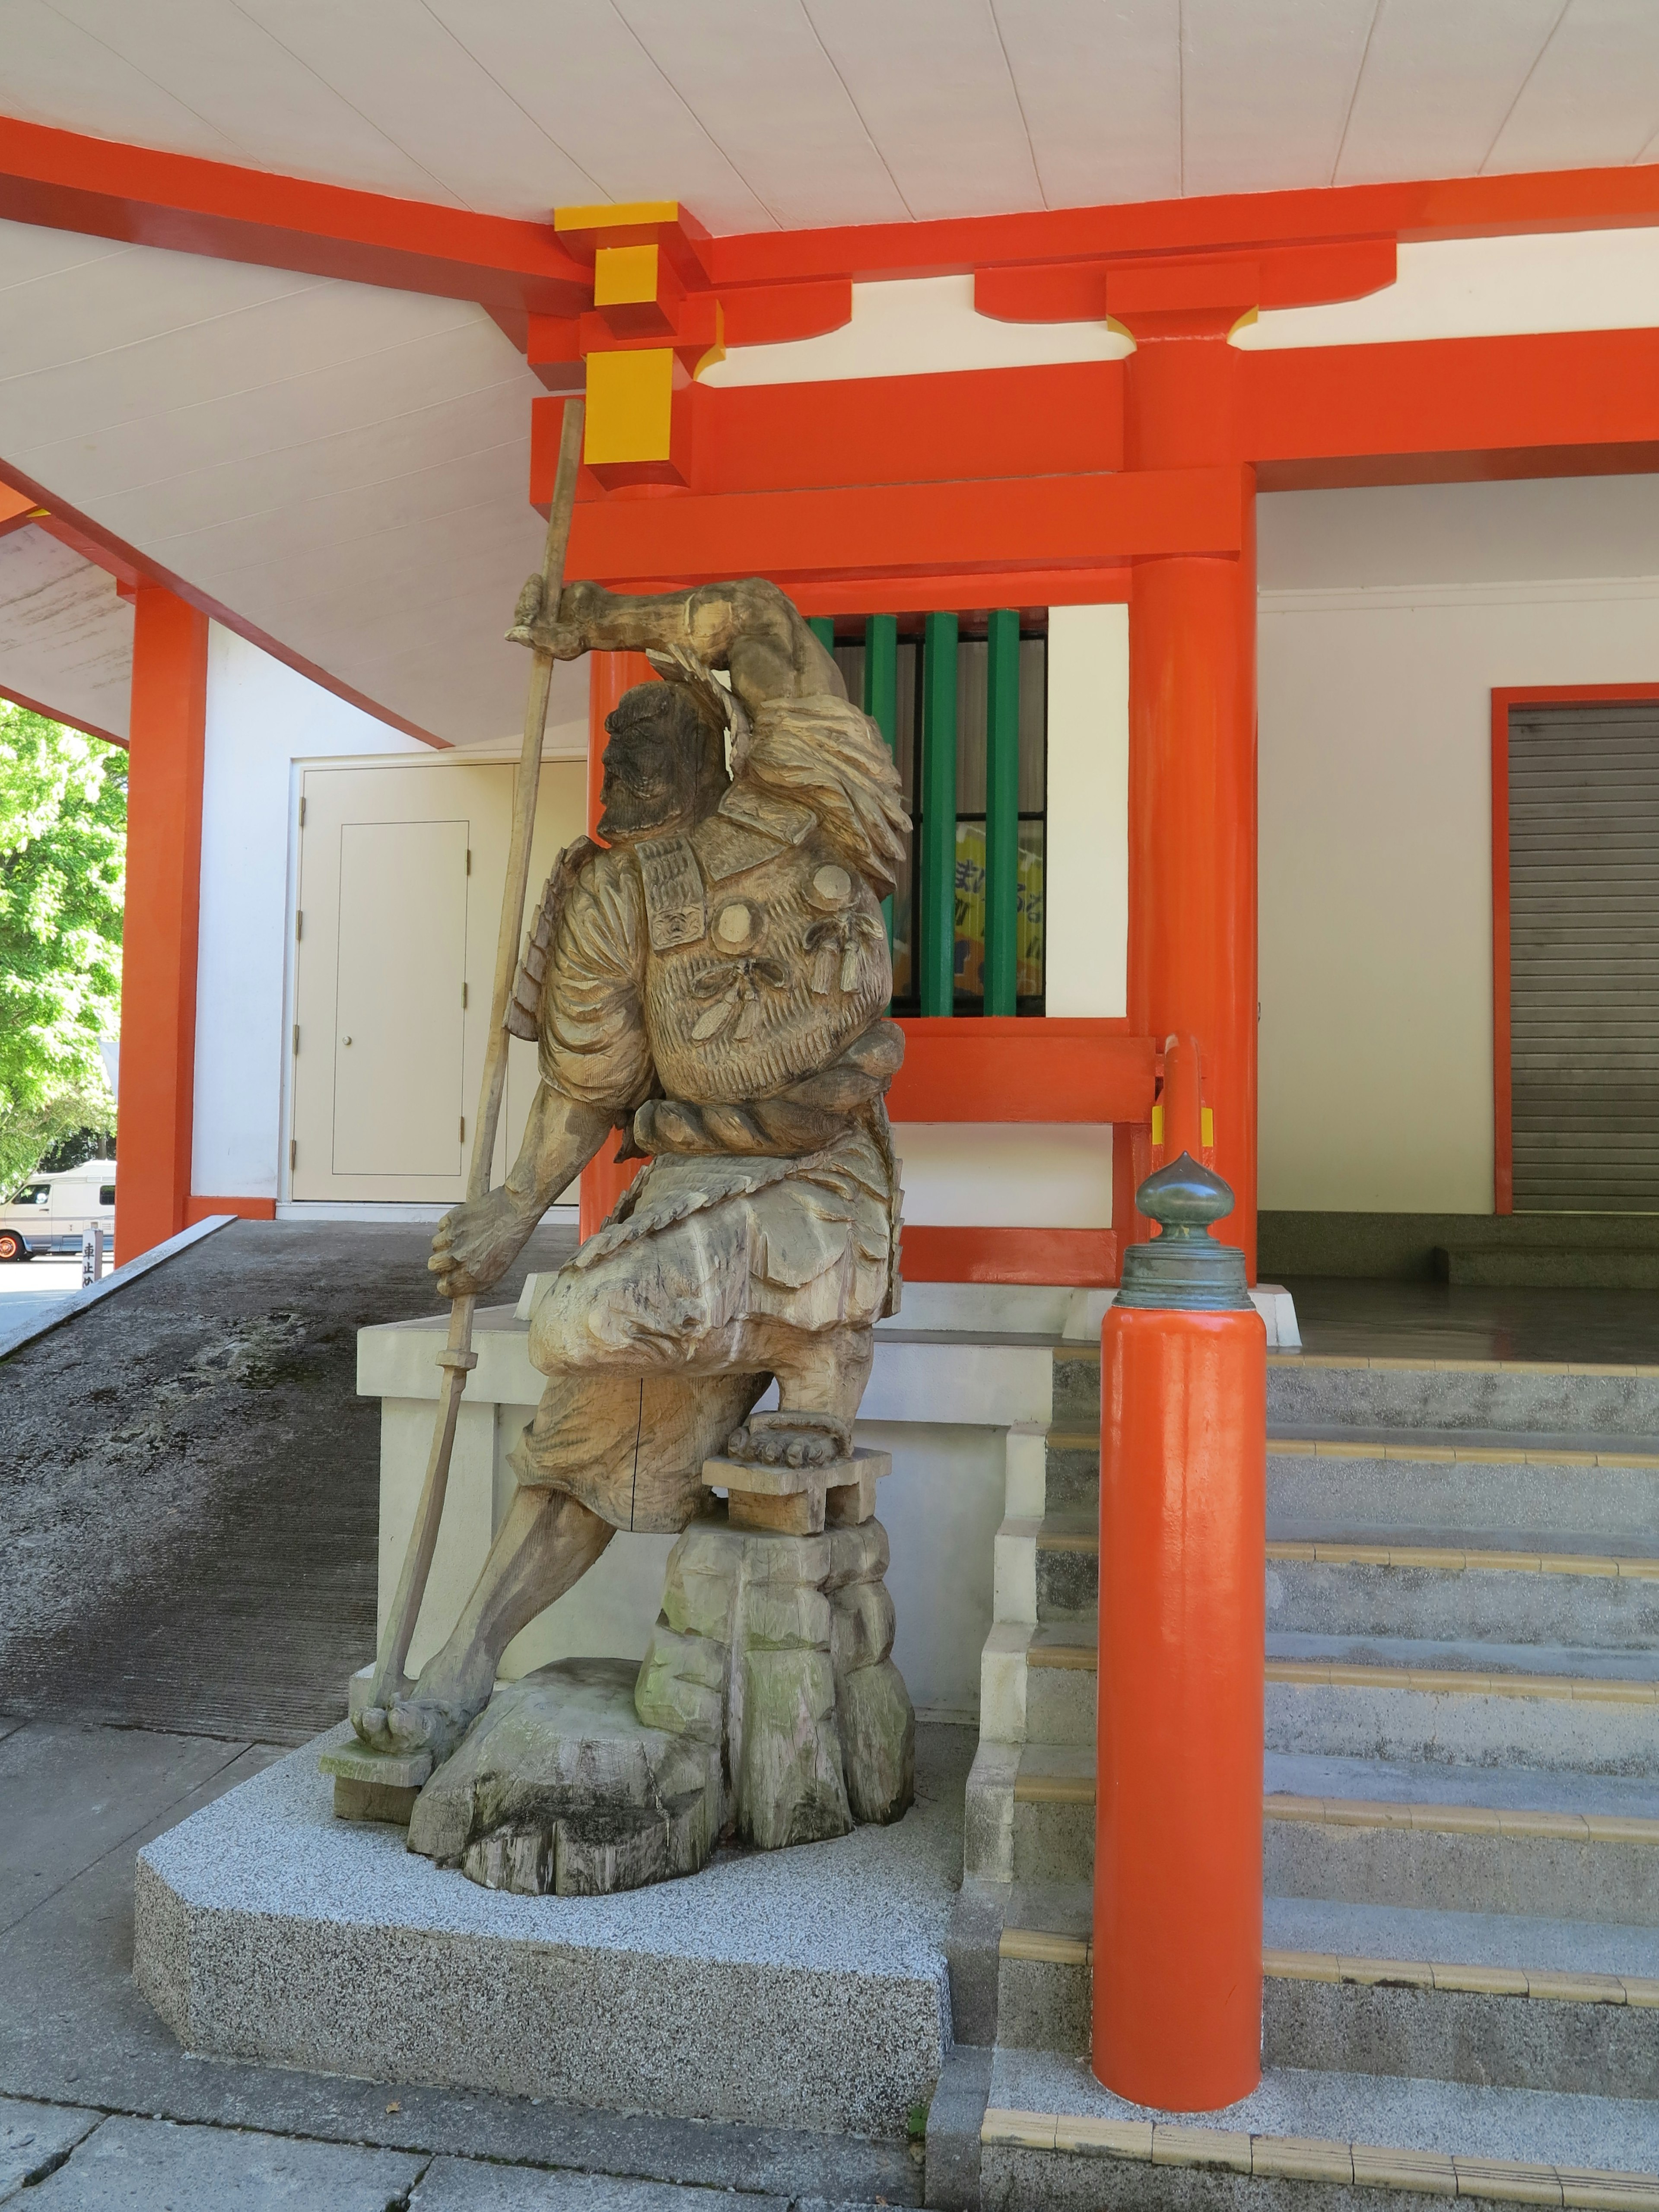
0, 1161, 117, 1261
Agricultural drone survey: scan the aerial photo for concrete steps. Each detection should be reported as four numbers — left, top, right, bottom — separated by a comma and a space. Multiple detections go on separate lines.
982, 2047, 1659, 2211
960, 1335, 1659, 2206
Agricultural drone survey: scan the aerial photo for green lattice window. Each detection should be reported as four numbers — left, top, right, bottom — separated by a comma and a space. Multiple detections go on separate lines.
810, 612, 1047, 1018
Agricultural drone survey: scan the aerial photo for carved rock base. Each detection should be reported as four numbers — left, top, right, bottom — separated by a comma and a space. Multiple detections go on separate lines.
408, 1515, 915, 1894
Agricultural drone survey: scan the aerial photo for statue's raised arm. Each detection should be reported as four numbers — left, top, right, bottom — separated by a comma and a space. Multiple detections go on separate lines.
509, 574, 845, 718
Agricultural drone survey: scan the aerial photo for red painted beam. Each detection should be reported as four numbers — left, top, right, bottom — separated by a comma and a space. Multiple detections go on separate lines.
711, 162, 1659, 289
901, 1224, 1119, 1288
0, 114, 588, 314
889, 1019, 1157, 1125
1246, 326, 1659, 479
567, 467, 1243, 588
531, 361, 1123, 508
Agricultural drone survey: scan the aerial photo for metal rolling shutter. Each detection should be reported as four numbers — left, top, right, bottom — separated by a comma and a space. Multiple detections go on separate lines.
1509, 702, 1659, 1211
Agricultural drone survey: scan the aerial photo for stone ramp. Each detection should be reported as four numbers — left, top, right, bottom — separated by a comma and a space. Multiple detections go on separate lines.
0, 1218, 575, 1745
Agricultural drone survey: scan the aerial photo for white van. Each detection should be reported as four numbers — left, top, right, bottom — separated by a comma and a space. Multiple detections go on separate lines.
0, 1161, 118, 1262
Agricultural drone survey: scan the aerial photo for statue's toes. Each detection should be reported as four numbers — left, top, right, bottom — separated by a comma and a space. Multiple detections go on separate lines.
726, 1426, 750, 1456
785, 1443, 806, 1468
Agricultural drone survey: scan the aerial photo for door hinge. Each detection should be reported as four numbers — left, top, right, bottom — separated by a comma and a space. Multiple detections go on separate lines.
459, 1116, 467, 1144
461, 981, 468, 1008
292, 1023, 300, 1055
298, 795, 306, 827
289, 1138, 297, 1170
466, 848, 472, 876
295, 909, 303, 941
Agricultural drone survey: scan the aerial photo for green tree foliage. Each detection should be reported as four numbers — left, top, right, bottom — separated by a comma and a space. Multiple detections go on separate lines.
0, 704, 124, 1195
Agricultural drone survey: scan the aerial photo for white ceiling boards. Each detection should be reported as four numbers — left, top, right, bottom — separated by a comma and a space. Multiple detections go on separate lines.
4, 1, 1659, 231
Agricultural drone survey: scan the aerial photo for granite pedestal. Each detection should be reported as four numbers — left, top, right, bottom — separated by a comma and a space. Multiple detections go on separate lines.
134, 1721, 969, 2139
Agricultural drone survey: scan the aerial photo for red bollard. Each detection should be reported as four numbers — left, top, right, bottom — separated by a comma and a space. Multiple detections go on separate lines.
1093, 1150, 1266, 2112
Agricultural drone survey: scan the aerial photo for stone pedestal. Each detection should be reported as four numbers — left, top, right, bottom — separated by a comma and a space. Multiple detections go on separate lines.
385, 1511, 912, 1895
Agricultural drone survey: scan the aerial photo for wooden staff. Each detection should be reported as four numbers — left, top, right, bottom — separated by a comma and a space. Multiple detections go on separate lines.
370, 397, 586, 1713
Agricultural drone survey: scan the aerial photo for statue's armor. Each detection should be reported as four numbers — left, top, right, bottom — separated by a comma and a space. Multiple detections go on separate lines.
637, 785, 891, 1106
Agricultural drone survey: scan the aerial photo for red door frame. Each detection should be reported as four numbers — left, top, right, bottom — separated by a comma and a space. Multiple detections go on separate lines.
1491, 681, 1659, 1214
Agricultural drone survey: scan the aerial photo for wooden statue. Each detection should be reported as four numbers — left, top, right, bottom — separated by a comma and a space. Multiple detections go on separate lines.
343, 578, 915, 1886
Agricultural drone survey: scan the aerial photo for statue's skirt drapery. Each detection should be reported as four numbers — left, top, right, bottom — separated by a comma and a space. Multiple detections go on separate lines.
509, 1120, 895, 1535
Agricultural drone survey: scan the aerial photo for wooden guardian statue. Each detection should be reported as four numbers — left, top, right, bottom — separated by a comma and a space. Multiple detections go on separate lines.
342, 576, 916, 1893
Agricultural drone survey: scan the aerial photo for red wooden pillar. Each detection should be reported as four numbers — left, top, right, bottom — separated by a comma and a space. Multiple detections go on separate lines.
576, 650, 653, 1242
1121, 288, 1259, 1281
116, 587, 209, 1263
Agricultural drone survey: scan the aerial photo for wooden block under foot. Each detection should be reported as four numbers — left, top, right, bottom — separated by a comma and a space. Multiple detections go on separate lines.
333, 1775, 422, 1825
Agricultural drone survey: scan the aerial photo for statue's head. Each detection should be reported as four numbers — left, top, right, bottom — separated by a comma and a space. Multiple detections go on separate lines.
597, 681, 728, 845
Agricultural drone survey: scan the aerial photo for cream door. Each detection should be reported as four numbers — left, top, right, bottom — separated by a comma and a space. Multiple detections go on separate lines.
290, 757, 587, 1203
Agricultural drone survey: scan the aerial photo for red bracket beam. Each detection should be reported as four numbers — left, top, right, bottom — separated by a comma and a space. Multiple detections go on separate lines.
564, 465, 1242, 589
0, 115, 589, 315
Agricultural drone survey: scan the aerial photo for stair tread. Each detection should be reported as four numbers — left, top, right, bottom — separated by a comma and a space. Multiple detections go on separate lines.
1270, 1523, 1659, 1562
1270, 1425, 1659, 1463
1265, 1752, 1659, 1822
988, 2047, 1659, 2177
1267, 1632, 1659, 1684
1263, 1896, 1659, 1981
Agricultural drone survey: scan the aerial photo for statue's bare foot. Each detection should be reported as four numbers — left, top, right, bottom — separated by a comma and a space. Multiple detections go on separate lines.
725, 1412, 849, 1470
352, 1689, 480, 1767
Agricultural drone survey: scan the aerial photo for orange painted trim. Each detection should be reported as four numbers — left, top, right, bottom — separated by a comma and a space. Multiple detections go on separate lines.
1489, 682, 1659, 1217
532, 362, 1124, 507
3, 114, 1658, 313
184, 1196, 275, 1224
0, 114, 588, 314
116, 589, 208, 1266
1246, 327, 1659, 477
0, 457, 445, 749
568, 467, 1242, 589
890, 1019, 1156, 1125
0, 682, 124, 749
711, 162, 1659, 289
901, 1224, 1118, 1287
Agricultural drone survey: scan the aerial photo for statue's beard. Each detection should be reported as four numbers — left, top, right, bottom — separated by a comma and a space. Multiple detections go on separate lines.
597, 776, 681, 845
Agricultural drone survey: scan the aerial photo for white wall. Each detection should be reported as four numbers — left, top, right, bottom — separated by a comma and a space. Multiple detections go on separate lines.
192, 625, 420, 1200
1259, 476, 1659, 1214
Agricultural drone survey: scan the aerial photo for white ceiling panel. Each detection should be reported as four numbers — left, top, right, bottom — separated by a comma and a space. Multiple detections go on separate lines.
425, 0, 778, 230
0, 0, 243, 159
231, 0, 600, 214
1486, 0, 1659, 174
613, 0, 910, 229
0, 524, 133, 741
802, 0, 1044, 220
1179, 0, 1379, 196
7, 0, 1659, 228
995, 0, 1181, 211
42, 0, 464, 203
0, 219, 549, 744
1333, 0, 1561, 184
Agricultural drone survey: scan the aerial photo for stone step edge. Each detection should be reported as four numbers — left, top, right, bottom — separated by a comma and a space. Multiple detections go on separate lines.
1267, 1355, 1659, 1377
1002, 1630, 1659, 1702
997, 1928, 1659, 2007
981, 2106, 1659, 2206
1027, 1528, 1659, 1579
1271, 1440, 1659, 1468
1051, 1435, 1659, 1470
1267, 1661, 1659, 1703
994, 1763, 1659, 1839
